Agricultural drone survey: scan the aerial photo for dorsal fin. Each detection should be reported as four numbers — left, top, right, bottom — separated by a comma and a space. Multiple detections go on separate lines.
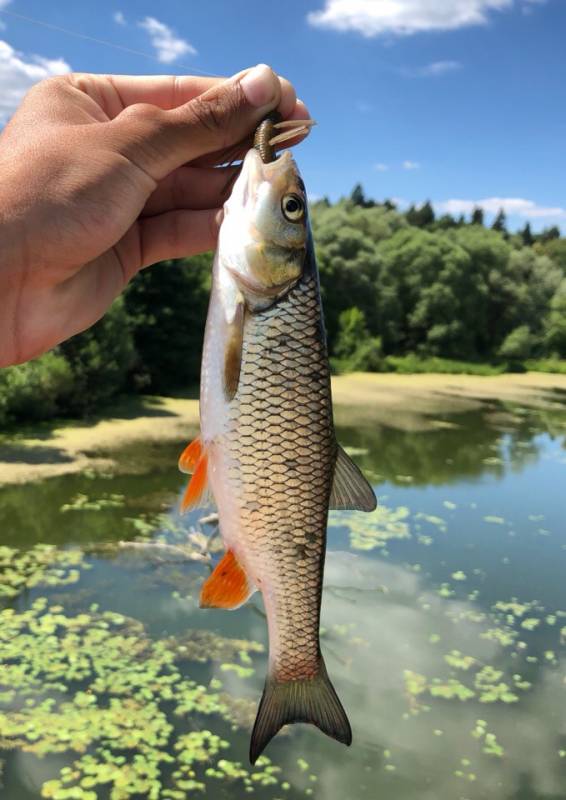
329, 444, 377, 511
200, 550, 255, 610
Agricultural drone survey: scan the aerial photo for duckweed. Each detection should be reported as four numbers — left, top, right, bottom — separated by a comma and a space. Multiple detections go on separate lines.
0, 545, 90, 599
0, 601, 289, 799
331, 505, 410, 551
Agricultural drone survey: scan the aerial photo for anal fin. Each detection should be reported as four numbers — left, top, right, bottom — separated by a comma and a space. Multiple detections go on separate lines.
330, 444, 377, 511
200, 550, 255, 610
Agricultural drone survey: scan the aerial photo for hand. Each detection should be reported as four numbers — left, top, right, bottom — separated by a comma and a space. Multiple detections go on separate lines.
0, 65, 309, 367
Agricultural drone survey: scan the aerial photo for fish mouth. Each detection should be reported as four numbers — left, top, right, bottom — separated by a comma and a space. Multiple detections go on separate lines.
246, 148, 295, 192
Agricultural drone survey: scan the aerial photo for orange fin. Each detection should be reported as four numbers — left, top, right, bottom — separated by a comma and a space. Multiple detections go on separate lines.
178, 436, 202, 475
180, 452, 209, 513
200, 550, 255, 610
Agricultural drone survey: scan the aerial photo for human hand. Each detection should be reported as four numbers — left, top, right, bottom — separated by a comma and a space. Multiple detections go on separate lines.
0, 65, 310, 367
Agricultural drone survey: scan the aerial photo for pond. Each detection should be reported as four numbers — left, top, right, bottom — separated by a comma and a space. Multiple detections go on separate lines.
1, 394, 566, 800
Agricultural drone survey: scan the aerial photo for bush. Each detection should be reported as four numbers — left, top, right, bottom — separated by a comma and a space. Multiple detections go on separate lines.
59, 298, 135, 415
497, 325, 535, 360
0, 352, 74, 424
124, 255, 211, 393
331, 307, 383, 373
384, 355, 506, 375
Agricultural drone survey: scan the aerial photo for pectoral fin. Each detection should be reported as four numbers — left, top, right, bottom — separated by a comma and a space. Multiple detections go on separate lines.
200, 550, 256, 610
223, 298, 245, 402
180, 450, 209, 513
329, 444, 377, 512
178, 436, 202, 474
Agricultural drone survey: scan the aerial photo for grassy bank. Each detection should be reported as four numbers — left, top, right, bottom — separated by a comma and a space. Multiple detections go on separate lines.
1, 371, 566, 485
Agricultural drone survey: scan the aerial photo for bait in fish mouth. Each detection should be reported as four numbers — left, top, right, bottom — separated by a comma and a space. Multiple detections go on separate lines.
178, 112, 376, 764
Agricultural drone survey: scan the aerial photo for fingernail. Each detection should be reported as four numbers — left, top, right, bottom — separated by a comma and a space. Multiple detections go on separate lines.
240, 64, 277, 108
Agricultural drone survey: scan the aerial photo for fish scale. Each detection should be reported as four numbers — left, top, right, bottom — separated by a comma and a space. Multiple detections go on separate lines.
227, 272, 335, 681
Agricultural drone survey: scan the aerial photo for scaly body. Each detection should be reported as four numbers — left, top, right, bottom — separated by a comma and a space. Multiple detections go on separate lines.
179, 145, 376, 763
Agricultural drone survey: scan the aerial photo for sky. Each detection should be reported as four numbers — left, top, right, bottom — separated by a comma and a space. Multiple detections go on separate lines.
0, 0, 565, 230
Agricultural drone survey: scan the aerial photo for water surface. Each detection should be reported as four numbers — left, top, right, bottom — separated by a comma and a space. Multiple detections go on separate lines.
1, 396, 566, 800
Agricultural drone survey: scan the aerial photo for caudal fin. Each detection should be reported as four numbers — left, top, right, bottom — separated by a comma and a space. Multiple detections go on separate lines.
249, 658, 352, 764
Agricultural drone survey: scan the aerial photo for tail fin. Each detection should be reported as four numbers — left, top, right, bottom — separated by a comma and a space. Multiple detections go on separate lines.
249, 658, 352, 764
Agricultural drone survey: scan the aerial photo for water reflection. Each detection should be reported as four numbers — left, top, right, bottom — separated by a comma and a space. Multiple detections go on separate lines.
1, 398, 566, 800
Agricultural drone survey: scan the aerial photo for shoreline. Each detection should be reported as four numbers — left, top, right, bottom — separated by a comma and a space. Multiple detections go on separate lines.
1, 372, 565, 486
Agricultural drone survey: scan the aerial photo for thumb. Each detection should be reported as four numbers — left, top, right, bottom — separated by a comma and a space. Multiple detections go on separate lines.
109, 64, 286, 181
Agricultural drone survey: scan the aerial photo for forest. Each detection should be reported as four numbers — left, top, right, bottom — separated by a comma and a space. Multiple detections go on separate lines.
1, 186, 566, 426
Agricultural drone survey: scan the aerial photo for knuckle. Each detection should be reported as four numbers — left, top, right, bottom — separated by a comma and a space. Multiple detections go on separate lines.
188, 87, 240, 139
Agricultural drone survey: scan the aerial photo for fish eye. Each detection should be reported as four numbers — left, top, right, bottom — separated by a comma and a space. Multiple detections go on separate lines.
281, 193, 304, 222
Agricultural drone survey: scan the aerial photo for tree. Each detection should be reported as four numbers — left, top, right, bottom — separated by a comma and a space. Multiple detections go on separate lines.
332, 308, 383, 372
491, 209, 507, 234
406, 201, 435, 228
520, 222, 534, 247
471, 207, 484, 226
538, 226, 560, 243
544, 279, 566, 356
124, 255, 212, 393
350, 183, 374, 208
59, 298, 136, 414
498, 325, 534, 360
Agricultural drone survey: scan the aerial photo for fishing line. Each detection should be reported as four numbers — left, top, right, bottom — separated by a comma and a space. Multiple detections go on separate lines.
0, 8, 220, 77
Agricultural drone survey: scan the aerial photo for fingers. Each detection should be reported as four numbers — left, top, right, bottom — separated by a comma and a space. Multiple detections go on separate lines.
108, 64, 309, 181
138, 208, 222, 267
72, 74, 224, 117
143, 165, 240, 216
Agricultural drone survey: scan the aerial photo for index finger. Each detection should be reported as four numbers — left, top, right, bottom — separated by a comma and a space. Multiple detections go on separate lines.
70, 73, 223, 116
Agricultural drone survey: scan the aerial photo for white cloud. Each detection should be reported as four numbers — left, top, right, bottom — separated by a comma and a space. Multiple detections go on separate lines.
138, 16, 196, 63
403, 160, 421, 170
307, 0, 541, 37
0, 39, 70, 124
113, 10, 126, 25
437, 197, 566, 220
374, 162, 389, 172
404, 59, 463, 77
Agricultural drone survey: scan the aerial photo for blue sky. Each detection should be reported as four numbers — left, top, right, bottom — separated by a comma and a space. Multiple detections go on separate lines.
1, 0, 565, 230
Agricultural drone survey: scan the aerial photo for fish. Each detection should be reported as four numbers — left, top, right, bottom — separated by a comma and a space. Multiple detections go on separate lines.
178, 116, 377, 764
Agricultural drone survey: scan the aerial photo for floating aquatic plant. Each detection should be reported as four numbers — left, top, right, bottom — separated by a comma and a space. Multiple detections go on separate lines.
0, 545, 90, 599
0, 600, 290, 799
60, 493, 125, 512
331, 505, 410, 551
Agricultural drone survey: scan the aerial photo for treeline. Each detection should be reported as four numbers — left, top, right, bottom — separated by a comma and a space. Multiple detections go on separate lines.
1, 186, 566, 426
314, 185, 566, 372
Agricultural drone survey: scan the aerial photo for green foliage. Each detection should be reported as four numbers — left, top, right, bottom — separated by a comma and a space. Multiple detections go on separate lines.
124, 254, 211, 393
59, 298, 136, 415
543, 279, 566, 356
491, 208, 507, 233
383, 355, 505, 375
0, 352, 73, 425
332, 307, 383, 372
498, 325, 535, 360
3, 184, 566, 428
